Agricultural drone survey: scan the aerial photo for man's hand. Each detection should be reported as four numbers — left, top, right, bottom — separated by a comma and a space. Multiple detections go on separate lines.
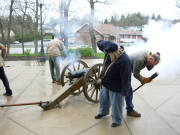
141, 77, 152, 84
1, 46, 6, 58
1, 46, 6, 52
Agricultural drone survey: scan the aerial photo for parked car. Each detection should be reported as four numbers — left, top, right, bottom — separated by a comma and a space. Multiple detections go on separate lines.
13, 41, 20, 44
77, 45, 91, 49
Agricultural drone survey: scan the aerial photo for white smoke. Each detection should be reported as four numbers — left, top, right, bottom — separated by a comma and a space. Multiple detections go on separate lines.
127, 19, 180, 79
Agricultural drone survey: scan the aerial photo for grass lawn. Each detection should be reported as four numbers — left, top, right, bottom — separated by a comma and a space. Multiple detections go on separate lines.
93, 52, 104, 59
9, 52, 105, 59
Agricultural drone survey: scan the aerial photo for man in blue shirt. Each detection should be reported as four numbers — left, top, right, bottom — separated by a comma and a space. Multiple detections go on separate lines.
94, 40, 131, 127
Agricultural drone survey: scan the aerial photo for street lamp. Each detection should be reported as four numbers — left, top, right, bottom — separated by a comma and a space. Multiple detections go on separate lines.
39, 0, 46, 62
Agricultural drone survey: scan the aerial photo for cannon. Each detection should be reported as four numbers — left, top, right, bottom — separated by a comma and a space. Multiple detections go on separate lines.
39, 60, 103, 110
0, 60, 103, 110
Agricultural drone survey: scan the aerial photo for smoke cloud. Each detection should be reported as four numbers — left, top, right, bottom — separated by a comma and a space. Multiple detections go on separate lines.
127, 20, 180, 79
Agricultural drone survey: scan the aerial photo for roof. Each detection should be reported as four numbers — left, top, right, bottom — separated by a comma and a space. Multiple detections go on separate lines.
75, 23, 142, 36
76, 23, 120, 36
93, 24, 120, 36
119, 31, 142, 35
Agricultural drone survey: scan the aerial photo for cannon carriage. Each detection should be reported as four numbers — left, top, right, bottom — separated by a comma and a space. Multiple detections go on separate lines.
40, 60, 103, 110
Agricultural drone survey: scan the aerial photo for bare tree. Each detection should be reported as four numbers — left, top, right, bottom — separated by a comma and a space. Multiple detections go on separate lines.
0, 3, 7, 45
176, 0, 180, 17
59, 2, 64, 40
6, 0, 15, 55
59, 0, 72, 49
87, 0, 116, 53
64, 0, 72, 48
1, 0, 39, 54
176, 0, 180, 8
0, 2, 7, 45
88, 0, 97, 52
14, 0, 29, 54
20, 0, 51, 54
0, 18, 6, 45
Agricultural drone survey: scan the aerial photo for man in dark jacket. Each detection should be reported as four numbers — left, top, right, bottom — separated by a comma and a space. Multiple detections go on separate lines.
94, 40, 131, 127
0, 43, 13, 96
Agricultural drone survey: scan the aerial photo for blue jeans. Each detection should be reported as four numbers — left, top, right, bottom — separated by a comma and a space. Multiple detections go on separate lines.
48, 55, 61, 82
125, 85, 134, 112
99, 85, 124, 125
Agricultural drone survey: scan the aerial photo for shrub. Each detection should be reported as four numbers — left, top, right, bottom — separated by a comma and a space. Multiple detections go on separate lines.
14, 33, 35, 42
68, 48, 76, 53
81, 47, 93, 57
60, 46, 94, 58
24, 49, 31, 57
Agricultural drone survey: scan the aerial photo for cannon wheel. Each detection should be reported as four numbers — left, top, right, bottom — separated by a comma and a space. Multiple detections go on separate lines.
83, 63, 103, 103
61, 60, 88, 95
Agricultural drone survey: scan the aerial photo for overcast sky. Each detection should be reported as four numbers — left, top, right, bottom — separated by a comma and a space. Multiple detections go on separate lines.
47, 0, 180, 20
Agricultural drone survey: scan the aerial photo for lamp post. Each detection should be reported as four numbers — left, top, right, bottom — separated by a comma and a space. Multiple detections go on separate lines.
39, 0, 46, 62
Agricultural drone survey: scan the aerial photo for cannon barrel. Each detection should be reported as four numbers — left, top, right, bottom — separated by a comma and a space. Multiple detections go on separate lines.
66, 68, 90, 79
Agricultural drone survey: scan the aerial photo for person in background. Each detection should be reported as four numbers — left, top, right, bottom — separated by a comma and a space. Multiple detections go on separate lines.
0, 43, 13, 96
46, 37, 65, 85
94, 40, 131, 127
126, 50, 160, 117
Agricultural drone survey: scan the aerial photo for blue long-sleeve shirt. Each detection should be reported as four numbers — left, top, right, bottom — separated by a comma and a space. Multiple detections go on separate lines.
101, 52, 131, 96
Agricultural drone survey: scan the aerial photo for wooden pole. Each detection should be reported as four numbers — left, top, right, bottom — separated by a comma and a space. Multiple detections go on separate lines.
0, 101, 50, 108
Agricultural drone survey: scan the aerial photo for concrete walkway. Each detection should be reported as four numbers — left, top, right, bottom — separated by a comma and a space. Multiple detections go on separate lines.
0, 59, 180, 135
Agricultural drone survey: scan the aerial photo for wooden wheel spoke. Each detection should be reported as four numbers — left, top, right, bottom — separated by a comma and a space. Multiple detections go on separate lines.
85, 82, 95, 85
87, 86, 95, 93
95, 89, 99, 100
77, 62, 81, 70
67, 67, 71, 72
97, 66, 101, 78
73, 63, 76, 71
90, 87, 96, 98
94, 70, 98, 80
88, 75, 96, 82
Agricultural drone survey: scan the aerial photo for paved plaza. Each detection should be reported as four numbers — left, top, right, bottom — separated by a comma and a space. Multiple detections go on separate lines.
0, 59, 180, 135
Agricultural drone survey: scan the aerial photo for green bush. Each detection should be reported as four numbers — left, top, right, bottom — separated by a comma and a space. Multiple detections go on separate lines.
67, 47, 93, 57
24, 49, 31, 57
68, 48, 79, 55
68, 48, 76, 53
10, 37, 16, 43
14, 33, 35, 42
44, 36, 52, 39
81, 47, 93, 57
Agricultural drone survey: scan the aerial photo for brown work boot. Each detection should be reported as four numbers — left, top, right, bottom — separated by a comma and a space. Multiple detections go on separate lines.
52, 80, 56, 83
127, 110, 141, 117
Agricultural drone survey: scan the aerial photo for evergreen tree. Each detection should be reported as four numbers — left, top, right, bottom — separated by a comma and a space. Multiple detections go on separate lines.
104, 18, 108, 24
151, 13, 156, 20
157, 14, 162, 20
120, 14, 125, 20
110, 16, 116, 26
